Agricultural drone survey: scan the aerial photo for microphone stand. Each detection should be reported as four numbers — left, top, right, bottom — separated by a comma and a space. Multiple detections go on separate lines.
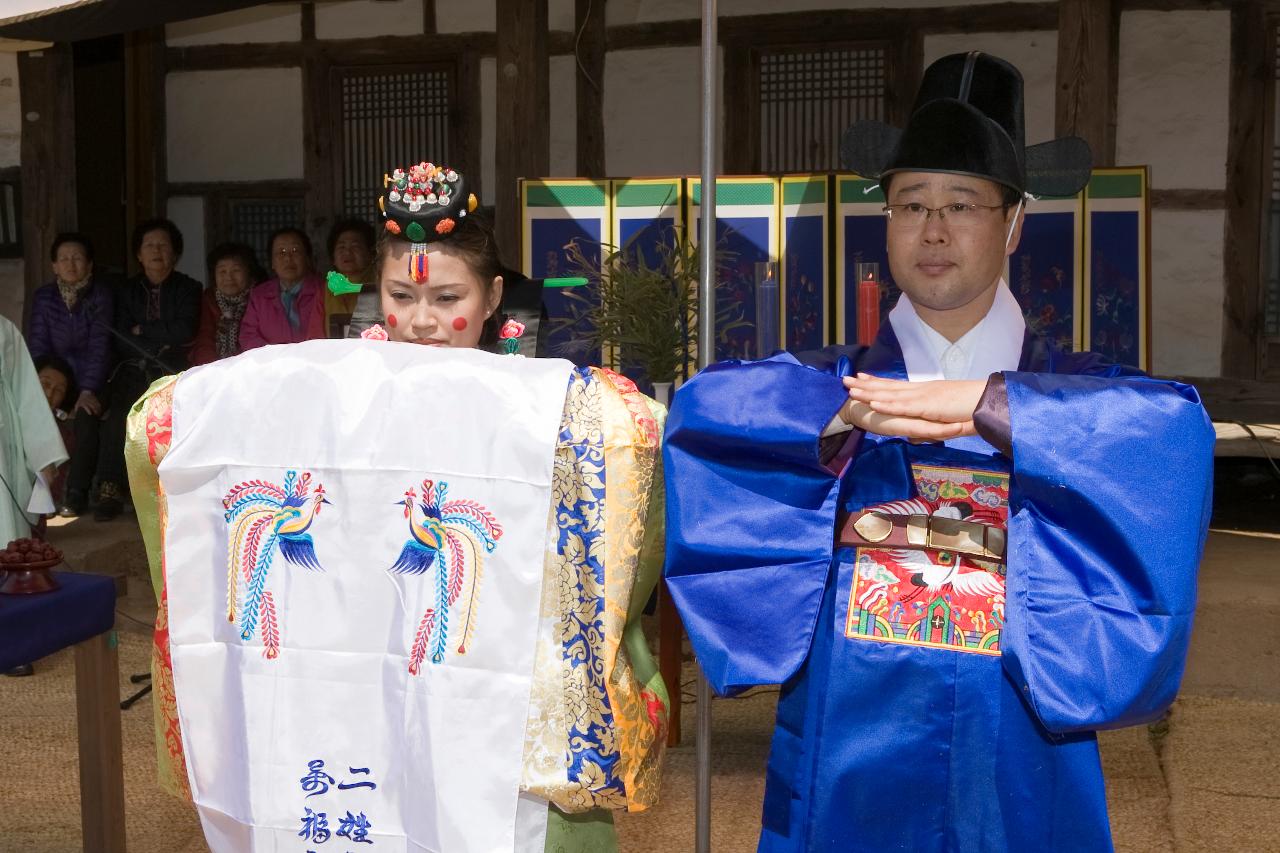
83, 295, 183, 379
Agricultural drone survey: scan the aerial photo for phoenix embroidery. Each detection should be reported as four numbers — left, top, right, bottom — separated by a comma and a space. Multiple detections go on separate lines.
223, 471, 330, 658
390, 479, 503, 673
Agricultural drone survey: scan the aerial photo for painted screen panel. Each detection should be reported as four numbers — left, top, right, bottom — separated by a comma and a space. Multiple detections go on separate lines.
688, 177, 780, 361
1084, 168, 1150, 370
520, 180, 611, 366
781, 176, 830, 352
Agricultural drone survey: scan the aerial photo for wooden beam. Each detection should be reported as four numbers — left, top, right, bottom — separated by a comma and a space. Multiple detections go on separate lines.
1222, 0, 1269, 379
166, 41, 303, 71
74, 631, 127, 853
316, 33, 497, 64
166, 33, 500, 72
495, 0, 549, 269
1150, 188, 1230, 209
722, 39, 755, 173
603, 19, 700, 51
601, 3, 1058, 52
424, 0, 437, 34
889, 32, 925, 127
166, 180, 309, 198
302, 50, 335, 259
301, 2, 316, 42
124, 28, 167, 252
164, 4, 1059, 73
455, 51, 484, 200
1121, 0, 1232, 10
1169, 375, 1280, 423
575, 0, 606, 178
1056, 0, 1118, 166
18, 45, 76, 324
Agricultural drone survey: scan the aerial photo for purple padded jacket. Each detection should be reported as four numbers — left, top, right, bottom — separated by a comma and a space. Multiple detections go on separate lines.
26, 279, 115, 394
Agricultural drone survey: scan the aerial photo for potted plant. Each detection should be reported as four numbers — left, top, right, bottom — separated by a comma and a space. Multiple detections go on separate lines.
550, 228, 741, 405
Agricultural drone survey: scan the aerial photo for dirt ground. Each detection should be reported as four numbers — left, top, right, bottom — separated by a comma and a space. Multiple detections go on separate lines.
2, 458, 1277, 852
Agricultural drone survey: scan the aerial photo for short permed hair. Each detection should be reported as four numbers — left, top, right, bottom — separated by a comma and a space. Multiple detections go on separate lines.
206, 242, 267, 286
268, 226, 314, 261
131, 217, 184, 257
326, 218, 376, 259
49, 232, 95, 263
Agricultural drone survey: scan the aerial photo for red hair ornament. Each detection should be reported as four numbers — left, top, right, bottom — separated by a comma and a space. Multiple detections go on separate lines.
409, 248, 429, 283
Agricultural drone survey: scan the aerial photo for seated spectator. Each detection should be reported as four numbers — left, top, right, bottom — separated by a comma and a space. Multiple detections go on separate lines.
191, 243, 266, 366
323, 218, 376, 338
239, 227, 326, 350
32, 354, 76, 508
25, 233, 114, 517
94, 217, 202, 522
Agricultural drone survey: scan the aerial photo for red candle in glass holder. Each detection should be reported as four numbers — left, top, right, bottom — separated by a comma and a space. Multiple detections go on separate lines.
856, 267, 881, 345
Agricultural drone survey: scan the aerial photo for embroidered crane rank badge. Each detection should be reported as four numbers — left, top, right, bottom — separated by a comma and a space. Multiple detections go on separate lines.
844, 464, 1009, 656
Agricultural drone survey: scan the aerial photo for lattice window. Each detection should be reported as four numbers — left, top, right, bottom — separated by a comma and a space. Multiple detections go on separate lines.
228, 198, 305, 269
338, 66, 454, 224
759, 46, 887, 173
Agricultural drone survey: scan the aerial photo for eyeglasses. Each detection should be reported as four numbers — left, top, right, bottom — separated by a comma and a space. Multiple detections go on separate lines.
273, 247, 305, 258
882, 202, 1006, 229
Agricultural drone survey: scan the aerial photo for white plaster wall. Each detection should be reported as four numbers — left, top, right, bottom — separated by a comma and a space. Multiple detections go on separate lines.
316, 0, 423, 40
1117, 11, 1229, 189
438, 0, 496, 32
167, 196, 209, 286
1150, 209, 1223, 376
167, 69, 305, 183
438, 0, 571, 34
0, 53, 20, 168
605, 46, 722, 176
607, 0, 1009, 24
166, 5, 302, 45
549, 55, 577, 176
550, 0, 576, 32
924, 31, 1057, 145
481, 57, 496, 205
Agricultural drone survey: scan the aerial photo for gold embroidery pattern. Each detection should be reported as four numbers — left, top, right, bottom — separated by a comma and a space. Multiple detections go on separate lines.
520, 368, 668, 813
124, 375, 192, 800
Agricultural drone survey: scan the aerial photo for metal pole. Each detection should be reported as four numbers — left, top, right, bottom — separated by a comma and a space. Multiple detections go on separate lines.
696, 0, 717, 851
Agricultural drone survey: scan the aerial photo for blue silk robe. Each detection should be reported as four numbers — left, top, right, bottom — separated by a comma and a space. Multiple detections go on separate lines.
663, 328, 1214, 852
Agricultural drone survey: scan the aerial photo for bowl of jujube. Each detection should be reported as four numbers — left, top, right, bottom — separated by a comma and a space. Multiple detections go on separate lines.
0, 538, 62, 593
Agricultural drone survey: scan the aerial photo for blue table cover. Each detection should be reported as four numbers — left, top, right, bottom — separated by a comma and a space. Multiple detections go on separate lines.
0, 571, 116, 671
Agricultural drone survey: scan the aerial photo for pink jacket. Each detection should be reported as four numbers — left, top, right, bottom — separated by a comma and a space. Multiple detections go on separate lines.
238, 275, 327, 350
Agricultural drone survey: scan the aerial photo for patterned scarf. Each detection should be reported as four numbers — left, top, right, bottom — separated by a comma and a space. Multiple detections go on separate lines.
56, 276, 90, 310
214, 289, 250, 359
145, 280, 164, 322
279, 281, 302, 331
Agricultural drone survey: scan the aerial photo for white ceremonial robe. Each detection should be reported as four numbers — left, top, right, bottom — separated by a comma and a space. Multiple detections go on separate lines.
0, 314, 67, 543
160, 340, 573, 853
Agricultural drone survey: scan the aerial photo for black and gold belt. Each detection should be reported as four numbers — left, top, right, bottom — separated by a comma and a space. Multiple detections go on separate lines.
837, 510, 1007, 564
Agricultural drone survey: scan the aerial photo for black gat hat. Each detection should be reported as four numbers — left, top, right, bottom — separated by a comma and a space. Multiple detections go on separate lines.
840, 51, 1092, 197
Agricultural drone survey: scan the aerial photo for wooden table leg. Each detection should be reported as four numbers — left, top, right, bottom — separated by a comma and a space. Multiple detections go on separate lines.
74, 630, 127, 853
658, 580, 684, 747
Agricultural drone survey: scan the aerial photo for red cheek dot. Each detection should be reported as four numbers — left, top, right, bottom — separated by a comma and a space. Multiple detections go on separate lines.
451, 317, 468, 331
386, 314, 397, 328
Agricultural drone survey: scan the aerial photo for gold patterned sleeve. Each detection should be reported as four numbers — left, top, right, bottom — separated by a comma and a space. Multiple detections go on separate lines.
519, 367, 668, 818
602, 375, 669, 812
123, 373, 193, 801
125, 375, 178, 601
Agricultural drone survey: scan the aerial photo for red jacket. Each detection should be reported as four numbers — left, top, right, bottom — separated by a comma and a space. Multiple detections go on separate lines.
238, 275, 326, 351
192, 289, 253, 366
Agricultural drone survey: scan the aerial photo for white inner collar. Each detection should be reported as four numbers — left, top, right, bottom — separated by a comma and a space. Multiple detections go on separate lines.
888, 280, 1026, 382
